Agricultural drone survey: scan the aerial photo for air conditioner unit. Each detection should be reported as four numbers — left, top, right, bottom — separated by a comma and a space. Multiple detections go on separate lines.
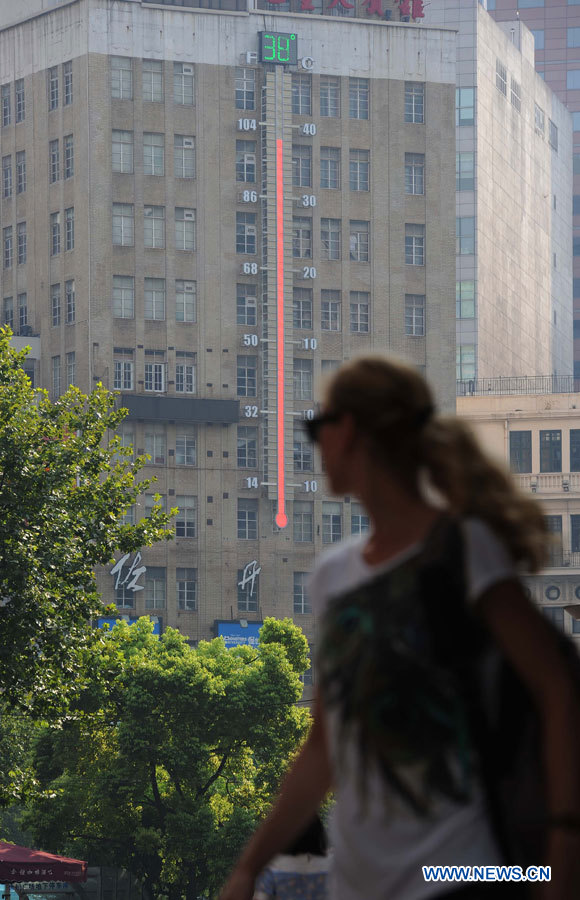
184, 282, 195, 292
182, 65, 194, 75
184, 210, 195, 221
183, 139, 195, 148
19, 324, 32, 336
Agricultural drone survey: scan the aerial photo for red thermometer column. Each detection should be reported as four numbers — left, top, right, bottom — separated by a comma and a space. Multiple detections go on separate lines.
274, 137, 287, 529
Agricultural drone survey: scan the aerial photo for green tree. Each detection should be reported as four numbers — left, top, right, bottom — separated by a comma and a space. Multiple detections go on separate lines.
22, 618, 311, 900
0, 329, 173, 710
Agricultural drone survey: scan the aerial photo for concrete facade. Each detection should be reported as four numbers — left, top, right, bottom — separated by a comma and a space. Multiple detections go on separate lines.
458, 387, 580, 646
423, 0, 573, 384
0, 0, 456, 654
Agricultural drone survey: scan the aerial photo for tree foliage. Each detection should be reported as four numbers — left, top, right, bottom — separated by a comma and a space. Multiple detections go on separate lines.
21, 618, 311, 899
0, 329, 173, 710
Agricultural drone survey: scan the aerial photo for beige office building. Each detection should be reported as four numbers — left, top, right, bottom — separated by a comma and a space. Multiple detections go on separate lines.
0, 0, 457, 652
459, 382, 580, 647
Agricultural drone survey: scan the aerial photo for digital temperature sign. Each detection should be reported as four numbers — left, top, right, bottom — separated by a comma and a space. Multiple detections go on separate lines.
259, 31, 298, 66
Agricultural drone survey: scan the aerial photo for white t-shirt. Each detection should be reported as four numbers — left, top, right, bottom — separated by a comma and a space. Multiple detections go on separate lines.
308, 518, 515, 900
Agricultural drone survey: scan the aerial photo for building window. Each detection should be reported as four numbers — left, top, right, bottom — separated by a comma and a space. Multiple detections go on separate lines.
112, 203, 134, 246
111, 56, 132, 99
145, 422, 166, 462
292, 145, 312, 187
15, 80, 24, 122
238, 499, 258, 540
237, 567, 258, 612
320, 146, 340, 190
16, 222, 26, 265
351, 502, 370, 535
176, 280, 196, 323
145, 354, 166, 393
571, 430, 580, 472
175, 208, 196, 251
456, 216, 475, 255
293, 426, 313, 472
349, 220, 369, 262
49, 139, 60, 183
112, 130, 133, 173
405, 82, 424, 123
293, 358, 313, 400
235, 67, 255, 110
177, 568, 197, 611
456, 281, 475, 319
293, 501, 313, 542
52, 355, 61, 398
405, 223, 425, 265
3, 227, 12, 269
544, 516, 563, 567
143, 59, 163, 102
144, 277, 166, 320
175, 351, 196, 393
292, 74, 311, 115
292, 217, 312, 259
236, 212, 257, 254
176, 427, 197, 466
174, 135, 195, 178
2, 156, 11, 198
1, 85, 10, 126
113, 275, 134, 318
16, 151, 25, 194
143, 132, 164, 176
236, 140, 256, 183
144, 205, 165, 249
65, 207, 74, 251
48, 67, 59, 110
405, 153, 424, 195
509, 431, 532, 474
3, 297, 13, 330
323, 501, 342, 543
534, 104, 545, 136
321, 290, 341, 331
115, 584, 134, 609
510, 78, 521, 113
349, 149, 369, 192
321, 217, 341, 260
174, 62, 194, 105
63, 61, 73, 105
496, 59, 507, 96
349, 78, 369, 119
17, 293, 27, 330
572, 515, 580, 555
456, 344, 475, 381
64, 135, 74, 178
549, 119, 558, 152
117, 423, 134, 463
237, 425, 257, 468
405, 294, 425, 336
518, 0, 544, 6
456, 151, 475, 191
65, 279, 75, 324
66, 351, 75, 387
350, 291, 370, 333
456, 87, 475, 126
50, 212, 61, 256
113, 349, 135, 391
293, 572, 311, 614
237, 355, 257, 397
320, 76, 340, 117
145, 567, 166, 610
176, 495, 197, 538
51, 284, 61, 327
540, 430, 562, 473
293, 288, 313, 330
237, 284, 257, 326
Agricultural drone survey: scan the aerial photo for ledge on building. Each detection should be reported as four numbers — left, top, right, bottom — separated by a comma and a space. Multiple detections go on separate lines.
119, 393, 239, 424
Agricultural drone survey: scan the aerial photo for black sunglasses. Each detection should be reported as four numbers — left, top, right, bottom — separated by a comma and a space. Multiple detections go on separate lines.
304, 412, 342, 444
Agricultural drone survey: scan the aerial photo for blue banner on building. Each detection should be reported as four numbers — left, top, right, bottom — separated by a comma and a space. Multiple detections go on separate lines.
216, 621, 262, 648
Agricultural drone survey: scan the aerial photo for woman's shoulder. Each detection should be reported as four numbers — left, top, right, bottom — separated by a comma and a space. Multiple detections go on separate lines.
308, 535, 367, 611
460, 516, 516, 603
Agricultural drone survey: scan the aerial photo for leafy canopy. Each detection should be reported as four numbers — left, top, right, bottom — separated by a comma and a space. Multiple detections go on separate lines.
0, 329, 174, 710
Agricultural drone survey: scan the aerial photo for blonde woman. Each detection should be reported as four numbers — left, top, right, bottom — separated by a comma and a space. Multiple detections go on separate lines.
220, 356, 580, 900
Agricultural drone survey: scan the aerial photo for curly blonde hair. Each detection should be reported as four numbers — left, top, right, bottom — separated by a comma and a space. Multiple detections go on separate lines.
325, 355, 547, 572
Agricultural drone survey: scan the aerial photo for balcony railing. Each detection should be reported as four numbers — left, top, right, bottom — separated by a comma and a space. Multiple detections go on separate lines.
515, 473, 580, 494
544, 550, 580, 569
457, 375, 580, 396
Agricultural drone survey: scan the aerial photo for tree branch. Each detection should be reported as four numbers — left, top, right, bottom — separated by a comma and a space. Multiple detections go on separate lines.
149, 761, 166, 823
196, 749, 231, 800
